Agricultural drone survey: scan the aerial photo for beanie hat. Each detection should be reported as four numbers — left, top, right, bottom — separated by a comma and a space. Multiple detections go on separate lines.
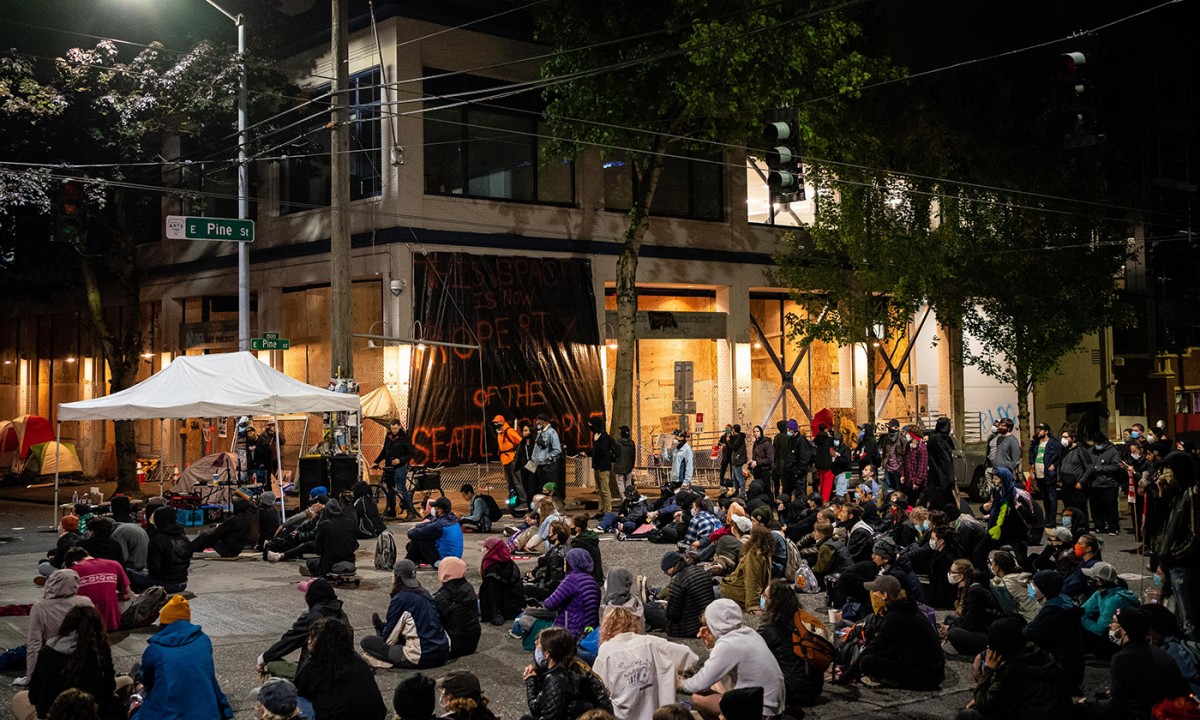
872, 538, 898, 562
60, 515, 79, 533
786, 419, 799, 432
988, 617, 1027, 657
1032, 569, 1063, 598
661, 551, 684, 573
393, 673, 437, 720
159, 595, 191, 625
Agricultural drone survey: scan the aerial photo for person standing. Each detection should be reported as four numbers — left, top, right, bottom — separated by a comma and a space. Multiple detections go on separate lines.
493, 416, 528, 510
1029, 423, 1063, 528
728, 425, 748, 497
853, 423, 880, 475
771, 421, 794, 499
749, 425, 774, 499
901, 428, 929, 507
533, 415, 564, 502
879, 419, 904, 496
588, 417, 621, 513
989, 419, 1022, 477
1057, 430, 1090, 531
259, 423, 285, 484
790, 422, 815, 497
374, 419, 416, 521
1086, 433, 1124, 536
612, 426, 637, 500
925, 418, 957, 510
814, 424, 835, 501
666, 431, 694, 489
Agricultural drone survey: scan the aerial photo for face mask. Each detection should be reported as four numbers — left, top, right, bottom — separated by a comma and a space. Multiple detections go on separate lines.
947, 572, 962, 585
1074, 544, 1086, 557
920, 520, 930, 531
534, 646, 547, 667
1027, 584, 1038, 601
1154, 574, 1164, 588
834, 439, 841, 447
870, 593, 887, 615
1108, 629, 1122, 645
1062, 516, 1072, 529
929, 537, 937, 550
1061, 437, 1071, 446
1147, 433, 1157, 442
1131, 431, 1140, 439
760, 595, 767, 611
858, 430, 865, 441
1131, 453, 1141, 460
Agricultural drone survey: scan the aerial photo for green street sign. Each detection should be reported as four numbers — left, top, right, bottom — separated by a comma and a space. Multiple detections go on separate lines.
165, 215, 254, 242
251, 337, 290, 351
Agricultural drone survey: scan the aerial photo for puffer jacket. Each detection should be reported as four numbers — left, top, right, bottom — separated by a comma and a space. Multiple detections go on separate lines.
993, 573, 1039, 621
147, 506, 192, 584
543, 548, 602, 637
665, 563, 715, 638
1080, 586, 1139, 637
434, 576, 481, 658
313, 498, 359, 576
261, 578, 346, 666
525, 660, 613, 720
407, 511, 464, 560
25, 569, 93, 680
752, 435, 774, 471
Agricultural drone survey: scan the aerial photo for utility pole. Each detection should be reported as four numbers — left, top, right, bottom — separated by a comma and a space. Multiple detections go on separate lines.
330, 0, 353, 381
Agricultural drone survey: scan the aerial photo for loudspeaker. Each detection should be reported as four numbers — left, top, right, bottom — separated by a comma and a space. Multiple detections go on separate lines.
297, 457, 326, 507
328, 456, 359, 498
297, 456, 360, 506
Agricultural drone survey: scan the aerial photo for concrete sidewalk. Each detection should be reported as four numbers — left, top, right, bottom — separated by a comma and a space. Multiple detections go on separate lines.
0, 497, 1147, 719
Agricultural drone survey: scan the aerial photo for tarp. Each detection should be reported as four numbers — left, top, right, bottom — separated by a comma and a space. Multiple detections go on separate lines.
24, 441, 83, 476
13, 415, 54, 459
57, 352, 362, 420
360, 386, 402, 426
174, 452, 239, 494
0, 421, 18, 473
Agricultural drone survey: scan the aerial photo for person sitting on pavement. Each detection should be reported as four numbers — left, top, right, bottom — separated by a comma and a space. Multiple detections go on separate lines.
459, 484, 494, 533
940, 559, 1004, 656
79, 517, 126, 566
63, 547, 131, 633
1143, 603, 1200, 698
255, 491, 283, 549
989, 549, 1039, 621
657, 551, 715, 638
593, 607, 697, 720
1023, 569, 1084, 697
37, 515, 82, 579
833, 574, 945, 690
542, 548, 602, 638
257, 578, 346, 679
678, 599, 785, 720
295, 617, 387, 720
433, 557, 481, 658
600, 567, 645, 632
513, 496, 563, 555
1060, 532, 1102, 600
189, 497, 253, 557
810, 520, 853, 586
478, 537, 524, 626
1079, 561, 1139, 659
136, 595, 233, 720
522, 626, 613, 720
406, 496, 464, 567
392, 673, 437, 720
685, 498, 722, 550
249, 678, 304, 720
111, 513, 149, 573
569, 514, 604, 582
128, 506, 192, 594
16, 605, 126, 720
1077, 607, 1190, 720
362, 560, 450, 669
718, 518, 771, 613
15, 569, 93, 690
298, 497, 358, 578
956, 616, 1064, 720
440, 670, 498, 720
757, 579, 827, 710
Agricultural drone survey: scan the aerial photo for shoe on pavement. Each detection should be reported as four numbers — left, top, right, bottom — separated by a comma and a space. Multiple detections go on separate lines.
490, 613, 505, 627
267, 551, 283, 563
12, 676, 28, 687
860, 676, 882, 688
372, 612, 385, 635
298, 565, 311, 577
361, 652, 394, 669
33, 575, 46, 587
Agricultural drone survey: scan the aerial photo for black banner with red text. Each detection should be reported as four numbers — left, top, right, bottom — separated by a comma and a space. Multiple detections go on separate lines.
408, 253, 604, 465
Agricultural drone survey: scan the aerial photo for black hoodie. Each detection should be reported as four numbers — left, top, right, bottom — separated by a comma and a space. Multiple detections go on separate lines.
352, 481, 386, 538
926, 417, 957, 492
147, 507, 192, 584
203, 498, 253, 557
434, 577, 482, 657
262, 578, 347, 666
313, 499, 359, 576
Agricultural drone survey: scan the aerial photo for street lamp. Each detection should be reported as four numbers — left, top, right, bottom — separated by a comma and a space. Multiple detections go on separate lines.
199, 0, 250, 352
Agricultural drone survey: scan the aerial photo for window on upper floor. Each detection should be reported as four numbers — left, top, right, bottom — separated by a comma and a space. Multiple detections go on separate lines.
279, 68, 382, 215
602, 150, 724, 221
423, 69, 574, 205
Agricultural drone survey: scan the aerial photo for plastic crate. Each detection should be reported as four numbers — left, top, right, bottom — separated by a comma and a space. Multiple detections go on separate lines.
180, 509, 204, 527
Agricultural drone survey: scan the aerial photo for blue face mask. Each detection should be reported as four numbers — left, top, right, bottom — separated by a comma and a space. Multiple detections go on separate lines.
1027, 583, 1038, 601
920, 521, 930, 531
760, 595, 767, 611
834, 439, 841, 447
534, 646, 547, 667
858, 430, 865, 441
1131, 431, 1140, 439
1062, 516, 1072, 529
1154, 574, 1164, 588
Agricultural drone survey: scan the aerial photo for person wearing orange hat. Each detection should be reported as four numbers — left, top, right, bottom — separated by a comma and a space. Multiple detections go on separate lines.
136, 595, 233, 719
492, 415, 528, 511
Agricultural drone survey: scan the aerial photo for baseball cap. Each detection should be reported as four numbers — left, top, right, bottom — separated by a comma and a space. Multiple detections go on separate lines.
863, 573, 901, 595
250, 678, 298, 716
433, 496, 452, 513
440, 670, 482, 700
1082, 561, 1119, 584
394, 559, 420, 588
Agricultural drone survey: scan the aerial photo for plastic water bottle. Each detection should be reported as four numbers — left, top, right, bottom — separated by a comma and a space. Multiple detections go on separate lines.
212, 469, 219, 485
72, 491, 79, 504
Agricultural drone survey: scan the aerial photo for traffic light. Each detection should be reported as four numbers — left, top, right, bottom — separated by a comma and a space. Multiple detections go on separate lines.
1058, 51, 1104, 149
53, 180, 86, 243
763, 107, 804, 204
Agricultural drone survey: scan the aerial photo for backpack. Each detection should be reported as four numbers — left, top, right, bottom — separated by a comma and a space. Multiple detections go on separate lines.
790, 613, 835, 672
374, 530, 396, 570
783, 536, 804, 585
481, 494, 504, 523
988, 583, 1023, 618
355, 497, 385, 538
120, 586, 168, 630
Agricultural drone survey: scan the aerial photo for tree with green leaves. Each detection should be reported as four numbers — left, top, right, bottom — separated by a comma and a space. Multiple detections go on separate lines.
0, 39, 292, 493
534, 0, 892, 435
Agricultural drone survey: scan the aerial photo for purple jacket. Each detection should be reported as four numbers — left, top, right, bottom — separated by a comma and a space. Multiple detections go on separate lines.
542, 548, 601, 637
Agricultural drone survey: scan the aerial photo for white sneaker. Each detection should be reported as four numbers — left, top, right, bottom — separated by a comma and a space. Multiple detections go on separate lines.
267, 551, 283, 563
12, 676, 28, 687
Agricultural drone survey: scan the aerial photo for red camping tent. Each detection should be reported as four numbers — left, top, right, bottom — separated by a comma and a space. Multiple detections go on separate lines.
13, 415, 54, 459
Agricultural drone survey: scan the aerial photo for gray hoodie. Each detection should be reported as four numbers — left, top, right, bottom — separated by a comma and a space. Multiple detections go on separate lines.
26, 569, 93, 678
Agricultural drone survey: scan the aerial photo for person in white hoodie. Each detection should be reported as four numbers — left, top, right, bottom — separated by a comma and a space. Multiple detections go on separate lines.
15, 568, 93, 688
594, 607, 697, 720
678, 599, 785, 720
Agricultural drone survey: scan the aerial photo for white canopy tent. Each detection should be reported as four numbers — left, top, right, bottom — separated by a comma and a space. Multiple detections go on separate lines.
55, 352, 362, 527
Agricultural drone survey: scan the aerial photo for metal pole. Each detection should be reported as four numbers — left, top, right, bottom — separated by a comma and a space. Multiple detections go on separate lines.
274, 414, 287, 524
52, 421, 61, 531
329, 0, 352, 380
237, 15, 250, 351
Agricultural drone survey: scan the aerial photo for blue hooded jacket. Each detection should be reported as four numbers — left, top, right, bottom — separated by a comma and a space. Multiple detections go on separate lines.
407, 512, 463, 561
138, 620, 232, 720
